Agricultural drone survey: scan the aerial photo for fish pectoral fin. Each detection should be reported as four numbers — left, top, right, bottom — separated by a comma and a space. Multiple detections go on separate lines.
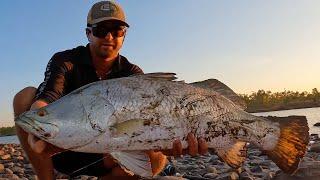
215, 141, 247, 168
264, 116, 309, 174
110, 151, 154, 178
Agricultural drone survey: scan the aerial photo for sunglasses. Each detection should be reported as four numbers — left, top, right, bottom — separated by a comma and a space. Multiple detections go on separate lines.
88, 25, 126, 38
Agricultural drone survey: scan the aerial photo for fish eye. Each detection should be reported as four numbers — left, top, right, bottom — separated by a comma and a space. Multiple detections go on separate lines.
37, 110, 47, 117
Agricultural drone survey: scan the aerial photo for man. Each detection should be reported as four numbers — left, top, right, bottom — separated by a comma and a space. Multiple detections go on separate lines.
13, 1, 207, 179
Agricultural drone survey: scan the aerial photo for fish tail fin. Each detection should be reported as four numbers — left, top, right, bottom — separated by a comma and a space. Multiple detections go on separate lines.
264, 116, 309, 174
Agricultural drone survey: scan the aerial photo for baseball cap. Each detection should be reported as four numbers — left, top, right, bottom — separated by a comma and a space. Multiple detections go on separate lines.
87, 1, 129, 27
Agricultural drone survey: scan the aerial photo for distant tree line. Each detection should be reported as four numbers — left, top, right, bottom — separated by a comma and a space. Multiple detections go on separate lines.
240, 88, 320, 112
0, 126, 16, 136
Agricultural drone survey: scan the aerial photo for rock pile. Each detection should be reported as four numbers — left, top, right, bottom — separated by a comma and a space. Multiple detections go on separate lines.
0, 134, 319, 179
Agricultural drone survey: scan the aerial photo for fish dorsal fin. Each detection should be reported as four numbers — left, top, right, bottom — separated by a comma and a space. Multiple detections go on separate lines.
214, 141, 247, 168
132, 72, 178, 81
190, 79, 247, 110
110, 151, 153, 178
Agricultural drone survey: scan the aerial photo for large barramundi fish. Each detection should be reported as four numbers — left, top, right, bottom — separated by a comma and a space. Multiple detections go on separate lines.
16, 73, 309, 178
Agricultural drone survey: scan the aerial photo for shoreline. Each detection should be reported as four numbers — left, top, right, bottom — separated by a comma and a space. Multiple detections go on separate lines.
247, 105, 320, 113
1, 135, 320, 179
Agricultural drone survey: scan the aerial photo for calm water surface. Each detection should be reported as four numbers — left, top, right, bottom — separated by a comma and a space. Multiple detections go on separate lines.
253, 107, 320, 135
1, 107, 319, 144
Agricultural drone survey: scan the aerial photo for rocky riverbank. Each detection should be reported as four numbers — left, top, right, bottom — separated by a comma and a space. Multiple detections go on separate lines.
1, 135, 320, 179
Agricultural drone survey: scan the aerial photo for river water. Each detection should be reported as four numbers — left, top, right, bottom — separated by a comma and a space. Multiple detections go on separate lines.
1, 107, 319, 144
253, 106, 320, 135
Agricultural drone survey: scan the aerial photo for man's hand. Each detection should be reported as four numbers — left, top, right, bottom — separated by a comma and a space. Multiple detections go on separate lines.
28, 100, 48, 154
162, 133, 208, 157
28, 134, 47, 154
28, 133, 64, 156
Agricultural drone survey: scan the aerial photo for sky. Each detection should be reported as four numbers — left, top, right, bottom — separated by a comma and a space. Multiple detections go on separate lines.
1, 0, 320, 127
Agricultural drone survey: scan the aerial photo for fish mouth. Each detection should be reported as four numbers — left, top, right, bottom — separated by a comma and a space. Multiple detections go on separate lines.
15, 115, 59, 140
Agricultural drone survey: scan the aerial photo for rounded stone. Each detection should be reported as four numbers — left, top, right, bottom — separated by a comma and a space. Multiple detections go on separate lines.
5, 168, 14, 174
156, 176, 187, 180
1, 154, 11, 160
204, 173, 218, 179
265, 171, 276, 179
4, 162, 14, 168
250, 165, 264, 173
11, 166, 24, 174
23, 164, 33, 169
208, 155, 219, 162
8, 147, 15, 153
0, 164, 4, 173
206, 166, 218, 174
230, 172, 239, 180
8, 174, 20, 180
16, 156, 24, 161
310, 142, 320, 153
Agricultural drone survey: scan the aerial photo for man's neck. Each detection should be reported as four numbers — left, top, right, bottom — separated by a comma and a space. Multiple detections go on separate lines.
90, 51, 119, 79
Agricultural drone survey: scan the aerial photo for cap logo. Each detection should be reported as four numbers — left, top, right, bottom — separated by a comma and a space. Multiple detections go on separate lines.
101, 4, 112, 12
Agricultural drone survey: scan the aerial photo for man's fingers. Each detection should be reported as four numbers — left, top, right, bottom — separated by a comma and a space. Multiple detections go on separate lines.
172, 139, 183, 157
156, 134, 209, 157
198, 138, 208, 155
187, 133, 198, 156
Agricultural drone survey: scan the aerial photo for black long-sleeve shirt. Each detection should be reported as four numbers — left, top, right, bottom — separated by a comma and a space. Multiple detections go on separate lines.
35, 44, 143, 103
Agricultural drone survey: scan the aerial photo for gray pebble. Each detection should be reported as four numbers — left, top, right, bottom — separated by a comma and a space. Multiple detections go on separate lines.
250, 165, 264, 173
203, 173, 218, 179
7, 174, 20, 180
4, 168, 13, 175
229, 172, 239, 180
206, 166, 217, 174
208, 155, 219, 163
11, 166, 24, 174
156, 176, 187, 180
264, 171, 276, 179
4, 162, 14, 168
183, 175, 207, 180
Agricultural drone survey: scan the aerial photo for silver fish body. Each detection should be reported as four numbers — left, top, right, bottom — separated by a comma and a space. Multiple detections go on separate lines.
16, 73, 309, 177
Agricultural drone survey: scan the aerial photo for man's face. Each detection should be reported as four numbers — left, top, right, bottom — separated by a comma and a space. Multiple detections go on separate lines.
87, 21, 127, 59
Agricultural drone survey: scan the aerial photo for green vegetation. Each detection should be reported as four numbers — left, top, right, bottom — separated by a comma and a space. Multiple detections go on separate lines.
240, 88, 320, 112
0, 126, 16, 136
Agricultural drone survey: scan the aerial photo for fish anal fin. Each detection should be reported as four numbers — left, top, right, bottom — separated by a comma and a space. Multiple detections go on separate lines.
264, 116, 309, 174
215, 141, 247, 168
110, 151, 153, 178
